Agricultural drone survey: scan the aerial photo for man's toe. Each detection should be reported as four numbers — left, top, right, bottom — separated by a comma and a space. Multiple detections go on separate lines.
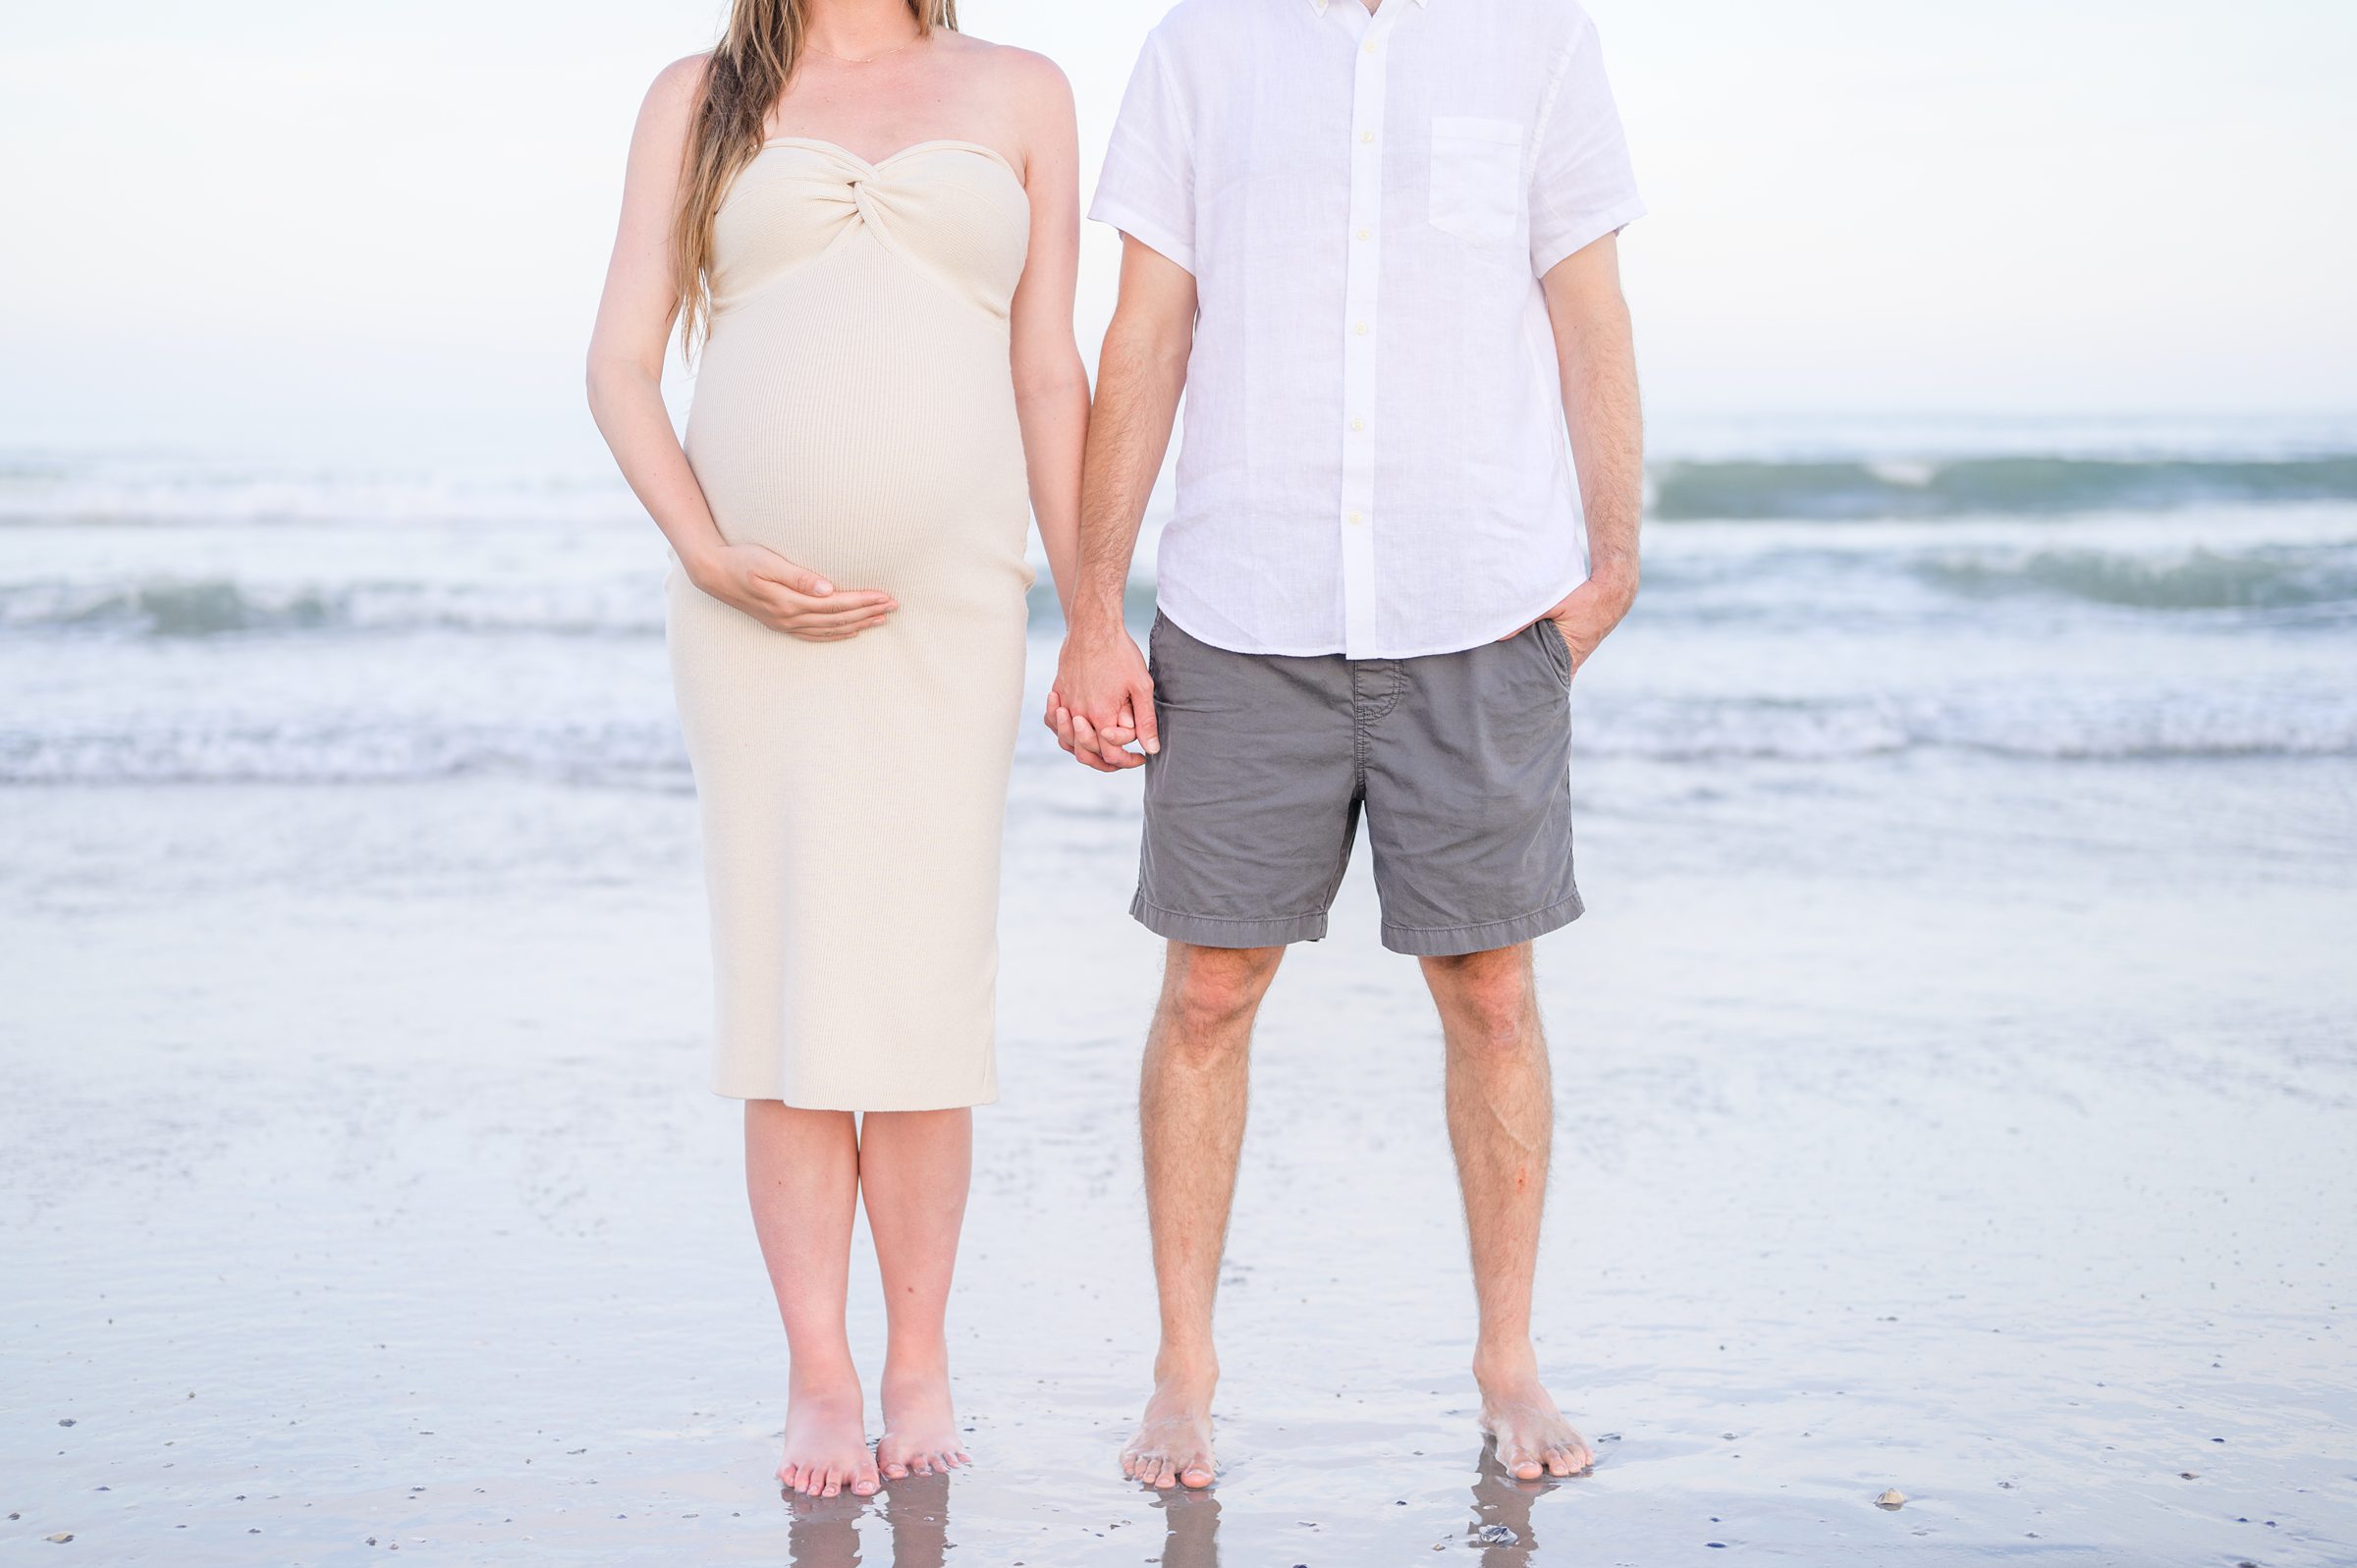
1180, 1463, 1214, 1489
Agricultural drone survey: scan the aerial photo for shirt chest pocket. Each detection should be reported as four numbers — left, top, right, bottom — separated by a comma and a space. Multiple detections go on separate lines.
1427, 116, 1524, 246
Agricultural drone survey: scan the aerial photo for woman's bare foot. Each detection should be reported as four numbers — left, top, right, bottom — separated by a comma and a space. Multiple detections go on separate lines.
778, 1372, 879, 1498
1475, 1350, 1593, 1482
875, 1350, 969, 1481
1122, 1360, 1219, 1489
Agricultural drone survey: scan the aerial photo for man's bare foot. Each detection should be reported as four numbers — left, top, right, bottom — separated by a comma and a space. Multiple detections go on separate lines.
1122, 1363, 1219, 1489
876, 1352, 970, 1481
778, 1372, 880, 1498
1475, 1354, 1593, 1482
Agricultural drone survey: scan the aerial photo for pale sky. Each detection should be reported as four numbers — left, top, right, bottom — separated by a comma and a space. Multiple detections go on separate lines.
2, 0, 2352, 464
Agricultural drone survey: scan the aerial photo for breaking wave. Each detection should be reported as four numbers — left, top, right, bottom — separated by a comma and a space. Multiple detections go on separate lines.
0, 577, 663, 638
1652, 456, 2357, 520
1913, 545, 2357, 612
6, 697, 2348, 785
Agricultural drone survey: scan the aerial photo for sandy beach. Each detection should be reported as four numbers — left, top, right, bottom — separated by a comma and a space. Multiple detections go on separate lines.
6, 709, 2353, 1562
6, 438, 2357, 1561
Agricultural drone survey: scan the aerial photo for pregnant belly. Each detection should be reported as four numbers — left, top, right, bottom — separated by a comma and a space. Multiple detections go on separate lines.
684, 314, 1029, 592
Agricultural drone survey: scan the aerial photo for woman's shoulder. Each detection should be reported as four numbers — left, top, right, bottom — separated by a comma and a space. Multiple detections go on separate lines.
939, 32, 1073, 150
627, 52, 709, 147
942, 32, 1072, 103
648, 51, 710, 101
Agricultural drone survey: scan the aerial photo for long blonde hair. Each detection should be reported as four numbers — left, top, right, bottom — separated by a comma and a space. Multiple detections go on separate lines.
673, 0, 959, 354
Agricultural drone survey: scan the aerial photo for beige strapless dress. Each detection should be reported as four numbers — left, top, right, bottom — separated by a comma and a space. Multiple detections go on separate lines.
669, 138, 1033, 1108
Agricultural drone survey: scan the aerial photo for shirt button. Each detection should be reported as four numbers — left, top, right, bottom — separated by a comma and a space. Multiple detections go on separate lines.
1364, 40, 1378, 53
1356, 227, 1371, 241
1359, 131, 1375, 144
1350, 417, 1366, 432
1347, 511, 1364, 525
1354, 321, 1369, 335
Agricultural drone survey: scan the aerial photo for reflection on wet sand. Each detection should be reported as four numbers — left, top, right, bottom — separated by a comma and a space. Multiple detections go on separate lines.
1151, 1486, 1222, 1567
787, 1471, 951, 1568
1469, 1444, 1563, 1566
776, 1449, 1565, 1565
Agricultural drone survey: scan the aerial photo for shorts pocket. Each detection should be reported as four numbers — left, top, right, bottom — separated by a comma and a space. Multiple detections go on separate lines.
1428, 116, 1523, 246
1535, 619, 1574, 685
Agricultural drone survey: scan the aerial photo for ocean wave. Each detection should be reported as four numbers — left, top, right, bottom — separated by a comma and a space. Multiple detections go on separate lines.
1652, 456, 2357, 520
1568, 699, 2357, 763
0, 722, 691, 786
0, 463, 643, 530
6, 701, 2348, 784
1913, 546, 2357, 611
18, 452, 2357, 532
0, 577, 666, 638
0, 576, 1097, 639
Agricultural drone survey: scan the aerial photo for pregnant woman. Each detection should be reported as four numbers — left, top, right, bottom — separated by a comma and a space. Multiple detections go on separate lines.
585, 0, 1086, 1499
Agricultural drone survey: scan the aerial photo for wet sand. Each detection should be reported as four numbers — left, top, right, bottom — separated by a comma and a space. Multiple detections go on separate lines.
4, 746, 2353, 1563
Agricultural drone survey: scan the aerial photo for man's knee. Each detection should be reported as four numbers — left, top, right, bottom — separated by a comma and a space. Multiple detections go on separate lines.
1157, 942, 1285, 1060
1423, 945, 1540, 1059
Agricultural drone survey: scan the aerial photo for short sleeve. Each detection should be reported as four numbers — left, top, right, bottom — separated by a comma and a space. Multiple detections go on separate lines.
1088, 28, 1196, 274
1527, 14, 1645, 276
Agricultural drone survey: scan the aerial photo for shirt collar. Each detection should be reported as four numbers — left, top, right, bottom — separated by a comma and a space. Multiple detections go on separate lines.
1308, 0, 1430, 14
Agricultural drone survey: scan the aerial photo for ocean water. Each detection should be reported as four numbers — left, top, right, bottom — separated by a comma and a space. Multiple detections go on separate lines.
5, 431, 2356, 784
4, 425, 2354, 1564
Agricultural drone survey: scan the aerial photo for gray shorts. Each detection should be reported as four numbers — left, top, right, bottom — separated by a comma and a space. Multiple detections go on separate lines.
1132, 612, 1582, 957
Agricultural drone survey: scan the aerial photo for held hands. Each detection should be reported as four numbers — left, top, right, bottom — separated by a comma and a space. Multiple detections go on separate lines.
1044, 615, 1158, 772
686, 541, 896, 641
1039, 572, 1634, 772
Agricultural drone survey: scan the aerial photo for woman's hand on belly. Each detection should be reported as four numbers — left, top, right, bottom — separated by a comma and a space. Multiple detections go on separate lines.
685, 541, 897, 641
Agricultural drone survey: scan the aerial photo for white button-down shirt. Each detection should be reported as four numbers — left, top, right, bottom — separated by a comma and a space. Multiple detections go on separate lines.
1091, 0, 1643, 659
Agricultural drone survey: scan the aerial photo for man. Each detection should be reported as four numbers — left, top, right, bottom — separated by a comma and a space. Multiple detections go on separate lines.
1050, 0, 1644, 1490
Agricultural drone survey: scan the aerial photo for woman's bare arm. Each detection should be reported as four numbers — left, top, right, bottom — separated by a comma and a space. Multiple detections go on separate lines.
585, 55, 895, 641
1002, 49, 1090, 616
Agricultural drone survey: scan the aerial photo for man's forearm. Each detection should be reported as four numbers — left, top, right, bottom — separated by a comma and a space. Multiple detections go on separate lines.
1073, 319, 1188, 635
1561, 299, 1642, 601
1542, 239, 1643, 606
